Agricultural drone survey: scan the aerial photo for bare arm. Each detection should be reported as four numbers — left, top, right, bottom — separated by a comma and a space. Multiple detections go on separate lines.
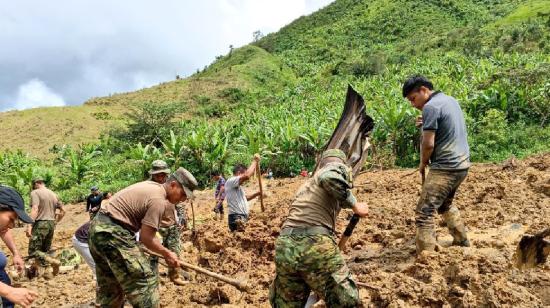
0, 229, 24, 272
140, 225, 180, 268
238, 154, 261, 185
420, 131, 435, 182
246, 191, 261, 201
216, 186, 225, 204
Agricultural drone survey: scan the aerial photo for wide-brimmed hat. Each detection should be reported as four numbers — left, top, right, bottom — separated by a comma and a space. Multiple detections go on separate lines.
172, 167, 198, 200
0, 185, 34, 224
149, 160, 171, 175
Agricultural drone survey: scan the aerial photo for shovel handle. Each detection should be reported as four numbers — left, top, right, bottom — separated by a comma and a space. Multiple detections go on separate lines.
256, 163, 265, 212
338, 214, 360, 250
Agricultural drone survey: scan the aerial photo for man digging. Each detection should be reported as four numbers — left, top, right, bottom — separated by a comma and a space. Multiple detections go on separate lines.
26, 178, 64, 278
270, 149, 369, 307
225, 154, 263, 232
149, 160, 188, 286
88, 167, 197, 307
403, 75, 471, 253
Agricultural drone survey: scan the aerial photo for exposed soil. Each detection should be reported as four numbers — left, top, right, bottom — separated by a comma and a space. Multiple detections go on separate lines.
2, 153, 549, 307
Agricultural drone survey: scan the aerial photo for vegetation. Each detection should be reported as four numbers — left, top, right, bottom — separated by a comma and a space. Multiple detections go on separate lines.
1, 0, 549, 205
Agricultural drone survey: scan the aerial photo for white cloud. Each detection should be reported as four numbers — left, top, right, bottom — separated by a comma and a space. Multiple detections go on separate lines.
12, 79, 66, 110
0, 0, 334, 111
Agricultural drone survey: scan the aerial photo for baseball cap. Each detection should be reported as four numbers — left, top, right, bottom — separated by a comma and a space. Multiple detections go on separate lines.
149, 160, 171, 175
0, 186, 34, 224
172, 167, 198, 200
90, 186, 99, 192
31, 178, 44, 187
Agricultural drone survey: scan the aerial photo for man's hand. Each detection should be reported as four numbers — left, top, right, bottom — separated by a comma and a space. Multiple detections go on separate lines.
352, 202, 369, 217
419, 162, 427, 185
253, 153, 261, 162
25, 226, 32, 238
13, 254, 24, 272
163, 250, 181, 268
6, 287, 38, 308
415, 116, 423, 128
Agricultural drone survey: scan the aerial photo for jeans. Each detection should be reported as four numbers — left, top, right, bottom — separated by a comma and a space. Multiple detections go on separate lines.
228, 213, 248, 232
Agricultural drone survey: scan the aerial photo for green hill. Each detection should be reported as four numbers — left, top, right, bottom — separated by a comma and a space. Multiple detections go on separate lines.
1, 0, 549, 202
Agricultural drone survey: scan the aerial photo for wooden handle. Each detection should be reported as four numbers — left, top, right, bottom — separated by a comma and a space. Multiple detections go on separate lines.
256, 163, 265, 212
190, 200, 196, 232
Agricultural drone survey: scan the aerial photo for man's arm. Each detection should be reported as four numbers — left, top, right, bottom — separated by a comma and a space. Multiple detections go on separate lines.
0, 229, 24, 272
25, 202, 39, 238
246, 191, 261, 201
238, 154, 261, 185
86, 196, 91, 212
318, 165, 357, 209
216, 186, 225, 204
0, 282, 38, 307
140, 225, 180, 268
420, 131, 435, 183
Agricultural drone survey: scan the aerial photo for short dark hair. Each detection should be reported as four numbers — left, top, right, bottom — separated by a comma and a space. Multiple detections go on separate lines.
402, 75, 434, 97
210, 170, 220, 177
102, 192, 110, 198
232, 164, 246, 175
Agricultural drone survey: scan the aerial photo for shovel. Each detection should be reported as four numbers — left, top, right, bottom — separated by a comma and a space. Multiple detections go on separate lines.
514, 228, 550, 269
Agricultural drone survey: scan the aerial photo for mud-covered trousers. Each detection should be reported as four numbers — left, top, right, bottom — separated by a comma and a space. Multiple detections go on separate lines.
28, 220, 56, 266
269, 234, 359, 308
416, 169, 468, 247
150, 224, 181, 275
89, 213, 159, 308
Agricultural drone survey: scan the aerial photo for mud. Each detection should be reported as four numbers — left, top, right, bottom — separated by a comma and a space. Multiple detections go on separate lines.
2, 153, 549, 307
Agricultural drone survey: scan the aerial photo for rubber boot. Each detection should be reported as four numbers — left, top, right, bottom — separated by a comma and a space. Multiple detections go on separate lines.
169, 268, 188, 286
39, 252, 61, 275
442, 207, 470, 247
416, 227, 437, 254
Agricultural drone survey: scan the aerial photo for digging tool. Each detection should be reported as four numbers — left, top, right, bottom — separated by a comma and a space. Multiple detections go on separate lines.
338, 214, 361, 251
142, 248, 249, 292
190, 200, 196, 236
514, 228, 550, 269
256, 161, 265, 212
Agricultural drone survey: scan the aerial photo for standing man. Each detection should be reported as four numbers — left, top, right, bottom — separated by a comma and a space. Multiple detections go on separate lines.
211, 170, 226, 221
225, 155, 263, 232
26, 179, 64, 270
86, 186, 103, 220
89, 167, 197, 307
0, 185, 38, 307
402, 75, 471, 253
269, 149, 369, 307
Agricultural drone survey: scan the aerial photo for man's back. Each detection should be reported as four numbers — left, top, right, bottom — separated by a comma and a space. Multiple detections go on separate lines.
225, 176, 248, 215
31, 187, 58, 221
422, 92, 470, 170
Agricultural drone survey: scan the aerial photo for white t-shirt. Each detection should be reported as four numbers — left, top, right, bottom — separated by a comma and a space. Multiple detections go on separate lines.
225, 176, 249, 215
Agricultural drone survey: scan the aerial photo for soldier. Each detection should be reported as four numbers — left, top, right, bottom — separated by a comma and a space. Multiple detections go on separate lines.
270, 149, 369, 307
148, 160, 187, 286
0, 185, 38, 307
402, 75, 471, 253
88, 167, 197, 307
25, 178, 64, 273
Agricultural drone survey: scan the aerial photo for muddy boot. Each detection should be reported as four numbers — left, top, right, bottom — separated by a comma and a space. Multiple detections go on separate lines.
416, 227, 437, 254
169, 268, 188, 286
442, 207, 470, 247
39, 252, 61, 275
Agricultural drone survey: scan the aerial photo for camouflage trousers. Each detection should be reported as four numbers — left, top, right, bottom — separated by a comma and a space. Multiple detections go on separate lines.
28, 220, 56, 266
269, 234, 359, 308
150, 225, 181, 275
89, 213, 159, 308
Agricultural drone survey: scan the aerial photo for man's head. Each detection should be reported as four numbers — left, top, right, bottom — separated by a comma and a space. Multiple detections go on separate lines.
232, 164, 247, 176
210, 170, 221, 181
319, 149, 347, 168
0, 186, 34, 233
32, 178, 45, 190
149, 160, 171, 184
402, 75, 434, 110
164, 167, 198, 204
91, 186, 99, 195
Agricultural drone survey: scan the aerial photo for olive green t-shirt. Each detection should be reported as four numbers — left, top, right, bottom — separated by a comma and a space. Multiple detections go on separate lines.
30, 187, 59, 221
283, 162, 356, 231
102, 181, 168, 232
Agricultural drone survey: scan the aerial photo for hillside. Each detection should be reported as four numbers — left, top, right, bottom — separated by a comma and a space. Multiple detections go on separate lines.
0, 0, 548, 203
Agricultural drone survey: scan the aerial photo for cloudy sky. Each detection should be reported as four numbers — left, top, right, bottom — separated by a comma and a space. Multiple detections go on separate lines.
0, 0, 333, 112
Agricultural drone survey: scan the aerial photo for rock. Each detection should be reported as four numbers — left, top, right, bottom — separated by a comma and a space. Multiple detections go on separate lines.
204, 238, 224, 253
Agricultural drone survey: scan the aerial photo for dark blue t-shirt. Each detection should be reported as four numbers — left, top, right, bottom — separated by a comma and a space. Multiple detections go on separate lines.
422, 92, 470, 170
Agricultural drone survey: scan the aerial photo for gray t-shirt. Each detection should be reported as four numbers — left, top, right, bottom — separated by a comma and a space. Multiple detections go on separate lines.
422, 92, 470, 170
225, 176, 249, 215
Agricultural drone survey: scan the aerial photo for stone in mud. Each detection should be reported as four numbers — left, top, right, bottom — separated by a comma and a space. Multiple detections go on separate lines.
204, 237, 224, 253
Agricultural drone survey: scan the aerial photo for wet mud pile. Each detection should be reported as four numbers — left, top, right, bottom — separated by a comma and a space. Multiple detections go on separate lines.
2, 153, 549, 307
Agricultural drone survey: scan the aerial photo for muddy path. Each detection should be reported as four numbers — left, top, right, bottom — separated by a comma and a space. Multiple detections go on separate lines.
2, 153, 549, 307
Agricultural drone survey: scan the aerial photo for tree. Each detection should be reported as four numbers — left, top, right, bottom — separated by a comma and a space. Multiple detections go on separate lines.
252, 30, 264, 42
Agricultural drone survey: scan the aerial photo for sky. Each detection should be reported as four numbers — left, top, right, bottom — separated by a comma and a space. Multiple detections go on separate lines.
0, 0, 333, 112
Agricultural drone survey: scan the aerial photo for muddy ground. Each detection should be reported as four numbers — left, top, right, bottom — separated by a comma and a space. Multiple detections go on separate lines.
2, 153, 549, 307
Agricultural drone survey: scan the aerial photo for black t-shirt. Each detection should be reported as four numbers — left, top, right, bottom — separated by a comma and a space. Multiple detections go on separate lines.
86, 194, 103, 212
75, 221, 91, 243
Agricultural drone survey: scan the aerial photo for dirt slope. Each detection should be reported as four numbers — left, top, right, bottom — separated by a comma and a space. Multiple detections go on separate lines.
2, 153, 549, 307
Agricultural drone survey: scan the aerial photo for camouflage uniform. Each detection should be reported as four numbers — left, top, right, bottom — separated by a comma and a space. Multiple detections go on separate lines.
28, 220, 56, 266
270, 150, 360, 308
150, 224, 181, 276
89, 213, 159, 308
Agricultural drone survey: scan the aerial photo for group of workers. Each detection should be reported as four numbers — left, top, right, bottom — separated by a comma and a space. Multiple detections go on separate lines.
0, 75, 472, 307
